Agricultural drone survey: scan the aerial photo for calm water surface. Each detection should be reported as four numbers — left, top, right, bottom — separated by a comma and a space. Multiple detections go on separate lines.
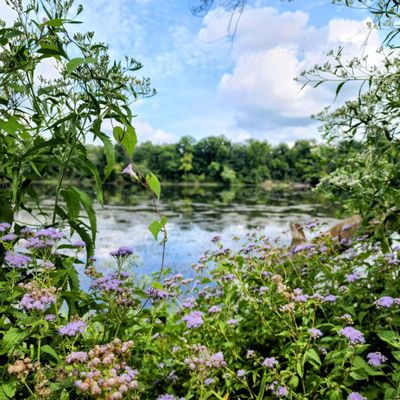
93, 185, 339, 276
19, 184, 340, 277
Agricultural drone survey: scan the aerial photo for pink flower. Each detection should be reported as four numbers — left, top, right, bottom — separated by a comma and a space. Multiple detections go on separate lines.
122, 164, 138, 180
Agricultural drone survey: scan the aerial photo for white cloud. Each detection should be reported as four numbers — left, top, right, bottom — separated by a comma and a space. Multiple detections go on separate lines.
200, 6, 382, 139
134, 119, 175, 144
0, 1, 17, 24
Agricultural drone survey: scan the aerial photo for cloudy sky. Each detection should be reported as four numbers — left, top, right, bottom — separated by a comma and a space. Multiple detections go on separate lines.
1, 0, 381, 144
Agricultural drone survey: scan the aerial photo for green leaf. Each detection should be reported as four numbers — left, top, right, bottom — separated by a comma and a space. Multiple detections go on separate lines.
61, 188, 80, 220
334, 81, 345, 100
69, 187, 97, 243
377, 330, 400, 349
146, 173, 161, 199
256, 372, 267, 400
66, 57, 96, 74
41, 18, 67, 27
41, 345, 60, 364
304, 348, 322, 367
0, 328, 27, 355
148, 216, 167, 241
0, 378, 17, 399
113, 125, 137, 158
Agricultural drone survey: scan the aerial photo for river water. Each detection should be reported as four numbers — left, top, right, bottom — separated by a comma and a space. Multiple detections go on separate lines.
17, 184, 339, 277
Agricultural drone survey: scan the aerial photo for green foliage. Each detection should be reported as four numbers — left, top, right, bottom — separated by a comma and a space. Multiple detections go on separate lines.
0, 0, 153, 261
1, 222, 399, 399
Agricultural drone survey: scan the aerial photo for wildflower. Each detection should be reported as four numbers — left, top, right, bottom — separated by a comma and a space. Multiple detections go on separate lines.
211, 235, 221, 243
4, 251, 31, 267
204, 378, 215, 386
227, 319, 238, 326
25, 237, 52, 249
92, 274, 125, 293
122, 164, 138, 180
346, 271, 362, 283
291, 243, 316, 255
339, 314, 353, 324
36, 227, 64, 240
246, 350, 255, 358
66, 352, 88, 363
324, 294, 337, 303
275, 386, 288, 397
308, 328, 323, 339
110, 247, 134, 257
182, 297, 197, 309
18, 282, 57, 311
259, 286, 269, 295
374, 296, 394, 308
182, 311, 204, 329
294, 294, 309, 302
237, 369, 246, 378
208, 305, 222, 314
73, 240, 86, 248
339, 326, 365, 345
0, 222, 11, 232
262, 357, 278, 368
348, 393, 366, 400
58, 320, 87, 336
157, 395, 176, 400
145, 287, 170, 300
0, 233, 16, 241
367, 352, 387, 367
45, 314, 56, 322
211, 352, 226, 368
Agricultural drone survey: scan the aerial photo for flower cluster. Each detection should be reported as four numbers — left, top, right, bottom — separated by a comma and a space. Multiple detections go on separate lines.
18, 282, 57, 312
308, 328, 323, 339
367, 352, 387, 367
66, 339, 138, 399
110, 247, 134, 258
4, 251, 31, 267
58, 319, 87, 336
339, 327, 365, 345
182, 311, 204, 329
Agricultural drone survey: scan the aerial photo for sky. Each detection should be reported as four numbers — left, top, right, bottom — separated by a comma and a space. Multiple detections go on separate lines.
0, 0, 382, 145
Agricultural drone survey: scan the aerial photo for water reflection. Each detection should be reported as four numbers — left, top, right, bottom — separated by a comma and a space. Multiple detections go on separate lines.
18, 184, 339, 276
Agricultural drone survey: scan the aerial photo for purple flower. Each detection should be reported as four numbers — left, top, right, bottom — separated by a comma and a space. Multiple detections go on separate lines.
204, 378, 215, 386
246, 350, 255, 358
227, 319, 238, 326
110, 247, 134, 257
19, 292, 56, 311
211, 352, 226, 368
66, 351, 88, 363
157, 395, 176, 400
4, 251, 31, 267
25, 237, 52, 249
339, 327, 365, 345
58, 320, 87, 336
308, 328, 323, 339
182, 311, 204, 329
275, 386, 288, 397
35, 228, 64, 240
45, 314, 56, 322
145, 287, 170, 300
211, 235, 221, 243
324, 295, 337, 303
0, 233, 16, 242
92, 274, 125, 293
182, 297, 197, 309
122, 164, 138, 179
348, 393, 366, 400
346, 271, 362, 283
73, 240, 86, 248
259, 286, 269, 295
291, 243, 316, 255
262, 357, 278, 368
374, 296, 394, 308
294, 294, 309, 302
0, 222, 11, 232
367, 352, 387, 367
237, 369, 246, 378
208, 305, 222, 314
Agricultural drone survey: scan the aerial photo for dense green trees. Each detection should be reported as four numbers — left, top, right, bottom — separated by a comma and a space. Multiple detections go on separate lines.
86, 136, 336, 185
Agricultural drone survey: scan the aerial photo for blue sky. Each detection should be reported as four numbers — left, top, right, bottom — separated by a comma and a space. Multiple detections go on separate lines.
1, 0, 380, 144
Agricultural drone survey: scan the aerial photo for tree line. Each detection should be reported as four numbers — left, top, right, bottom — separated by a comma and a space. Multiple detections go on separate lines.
85, 136, 356, 186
